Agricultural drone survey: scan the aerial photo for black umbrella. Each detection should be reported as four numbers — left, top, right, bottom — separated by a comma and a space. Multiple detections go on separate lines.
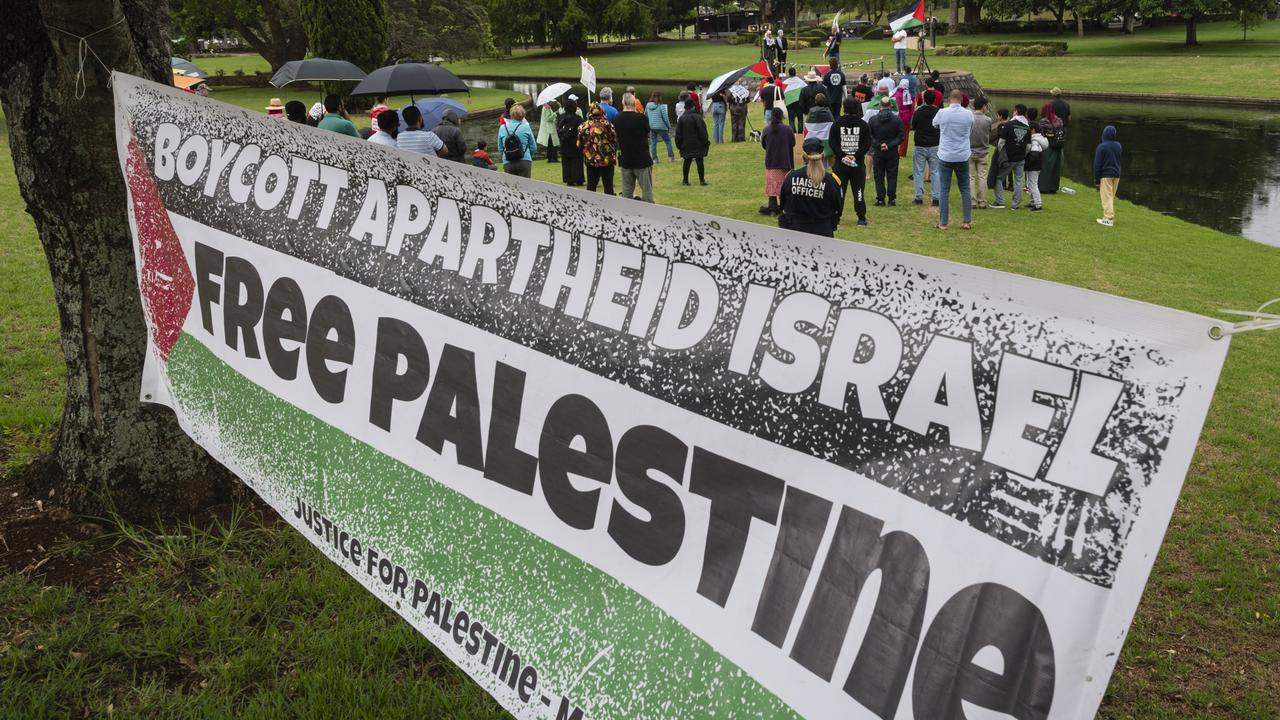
270, 58, 367, 87
349, 63, 469, 97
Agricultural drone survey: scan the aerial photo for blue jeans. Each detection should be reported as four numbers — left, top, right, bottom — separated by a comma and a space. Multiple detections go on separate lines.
913, 144, 939, 202
712, 105, 727, 144
650, 130, 674, 161
994, 160, 1026, 208
895, 48, 908, 70
938, 159, 972, 226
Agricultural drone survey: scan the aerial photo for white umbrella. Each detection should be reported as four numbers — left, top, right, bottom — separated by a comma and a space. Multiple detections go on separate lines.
535, 82, 572, 107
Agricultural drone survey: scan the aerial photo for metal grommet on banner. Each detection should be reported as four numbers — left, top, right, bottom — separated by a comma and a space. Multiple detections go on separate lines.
1212, 298, 1280, 339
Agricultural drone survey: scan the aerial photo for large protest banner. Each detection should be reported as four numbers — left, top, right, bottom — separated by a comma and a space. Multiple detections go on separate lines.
113, 72, 1230, 719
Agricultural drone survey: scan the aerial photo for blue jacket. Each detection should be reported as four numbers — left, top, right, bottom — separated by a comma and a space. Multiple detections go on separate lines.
1093, 125, 1122, 182
497, 119, 536, 163
645, 101, 671, 132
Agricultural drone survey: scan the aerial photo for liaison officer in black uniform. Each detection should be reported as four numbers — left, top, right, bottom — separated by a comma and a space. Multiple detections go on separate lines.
779, 137, 844, 237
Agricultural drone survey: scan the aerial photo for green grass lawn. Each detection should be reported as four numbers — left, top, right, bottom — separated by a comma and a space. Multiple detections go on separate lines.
436, 20, 1280, 97
2, 133, 1278, 717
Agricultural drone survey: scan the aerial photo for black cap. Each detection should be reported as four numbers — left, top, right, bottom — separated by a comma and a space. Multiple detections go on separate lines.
802, 137, 824, 153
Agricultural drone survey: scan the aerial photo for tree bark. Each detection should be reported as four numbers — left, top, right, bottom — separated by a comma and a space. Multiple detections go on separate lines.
0, 0, 232, 518
1076, 12, 1084, 37
949, 0, 961, 34
1185, 15, 1198, 46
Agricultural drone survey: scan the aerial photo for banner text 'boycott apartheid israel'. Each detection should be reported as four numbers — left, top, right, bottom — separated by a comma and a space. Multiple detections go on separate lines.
114, 73, 1229, 719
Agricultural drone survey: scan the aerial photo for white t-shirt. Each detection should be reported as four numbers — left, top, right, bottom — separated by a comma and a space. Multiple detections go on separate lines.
368, 132, 397, 149
893, 30, 908, 49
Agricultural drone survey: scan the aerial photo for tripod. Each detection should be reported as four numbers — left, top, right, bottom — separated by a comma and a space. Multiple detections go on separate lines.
912, 27, 931, 74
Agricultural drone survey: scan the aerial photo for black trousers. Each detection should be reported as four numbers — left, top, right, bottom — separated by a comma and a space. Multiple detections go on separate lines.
586, 164, 614, 194
787, 103, 803, 132
872, 151, 899, 201
834, 162, 867, 221
546, 144, 559, 162
682, 156, 705, 182
561, 154, 585, 185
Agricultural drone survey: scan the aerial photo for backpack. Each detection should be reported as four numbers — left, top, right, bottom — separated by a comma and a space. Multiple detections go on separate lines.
503, 121, 526, 163
557, 115, 579, 146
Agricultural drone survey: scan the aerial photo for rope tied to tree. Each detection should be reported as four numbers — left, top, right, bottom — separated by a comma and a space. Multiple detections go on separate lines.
43, 17, 127, 100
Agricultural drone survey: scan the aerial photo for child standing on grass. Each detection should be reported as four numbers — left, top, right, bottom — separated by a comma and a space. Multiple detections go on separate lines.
1094, 125, 1122, 226
1025, 108, 1049, 212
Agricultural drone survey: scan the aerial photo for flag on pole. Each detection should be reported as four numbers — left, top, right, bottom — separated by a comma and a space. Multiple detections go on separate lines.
831, 11, 841, 34
742, 59, 774, 80
579, 57, 596, 95
889, 0, 926, 32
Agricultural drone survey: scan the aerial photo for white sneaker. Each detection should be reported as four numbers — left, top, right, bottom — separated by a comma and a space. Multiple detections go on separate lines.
1096, 218, 1114, 227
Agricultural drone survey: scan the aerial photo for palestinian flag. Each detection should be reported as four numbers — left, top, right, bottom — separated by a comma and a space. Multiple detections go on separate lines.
889, 0, 926, 32
742, 59, 774, 80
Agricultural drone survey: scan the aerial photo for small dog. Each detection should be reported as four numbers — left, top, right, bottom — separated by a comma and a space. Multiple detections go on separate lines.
748, 129, 762, 143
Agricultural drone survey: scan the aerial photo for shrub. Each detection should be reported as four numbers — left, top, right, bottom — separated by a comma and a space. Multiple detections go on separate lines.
935, 41, 1067, 57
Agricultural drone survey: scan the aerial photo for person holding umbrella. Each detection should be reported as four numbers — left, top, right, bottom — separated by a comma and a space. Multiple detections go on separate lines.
537, 100, 561, 163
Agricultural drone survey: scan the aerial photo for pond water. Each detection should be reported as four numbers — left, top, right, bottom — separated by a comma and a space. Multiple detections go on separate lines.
462, 80, 1280, 247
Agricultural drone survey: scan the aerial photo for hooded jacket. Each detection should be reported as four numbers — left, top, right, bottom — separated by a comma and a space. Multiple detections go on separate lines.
675, 108, 710, 158
433, 112, 467, 161
829, 110, 871, 167
1093, 125, 1122, 182
999, 117, 1032, 163
645, 101, 671, 132
867, 107, 905, 155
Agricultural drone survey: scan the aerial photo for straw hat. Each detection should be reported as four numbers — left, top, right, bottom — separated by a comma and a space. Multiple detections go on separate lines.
265, 97, 285, 111
803, 70, 821, 83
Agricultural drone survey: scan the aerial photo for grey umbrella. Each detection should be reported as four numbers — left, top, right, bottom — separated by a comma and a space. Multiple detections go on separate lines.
270, 58, 368, 87
170, 57, 208, 78
349, 63, 469, 97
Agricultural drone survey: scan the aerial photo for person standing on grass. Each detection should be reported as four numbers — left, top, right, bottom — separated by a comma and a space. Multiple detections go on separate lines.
933, 90, 975, 231
804, 92, 835, 164
777, 30, 789, 66
763, 30, 777, 65
434, 111, 467, 162
317, 94, 358, 137
710, 89, 728, 144
911, 90, 941, 206
1024, 108, 1048, 212
829, 97, 871, 226
968, 97, 994, 209
729, 84, 749, 142
894, 78, 915, 159
675, 99, 710, 186
1050, 87, 1071, 126
991, 104, 1030, 209
578, 103, 618, 194
867, 95, 905, 206
780, 137, 844, 237
397, 105, 446, 157
799, 69, 823, 118
826, 28, 842, 65
822, 58, 846, 119
615, 93, 655, 203
646, 91, 675, 162
498, 104, 536, 177
1094, 125, 1122, 226
760, 107, 796, 216
600, 87, 619, 122
759, 75, 781, 126
537, 100, 561, 163
1037, 101, 1066, 194
786, 67, 805, 132
557, 98, 586, 186
625, 86, 645, 112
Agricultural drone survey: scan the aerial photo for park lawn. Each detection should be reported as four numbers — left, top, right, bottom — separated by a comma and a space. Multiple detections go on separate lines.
439, 20, 1280, 97
210, 86, 524, 129
2, 136, 1278, 717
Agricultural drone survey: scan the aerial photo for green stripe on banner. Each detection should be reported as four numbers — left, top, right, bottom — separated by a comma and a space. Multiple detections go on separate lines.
165, 333, 798, 719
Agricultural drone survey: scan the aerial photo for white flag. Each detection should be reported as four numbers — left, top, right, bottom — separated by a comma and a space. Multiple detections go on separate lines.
580, 57, 596, 94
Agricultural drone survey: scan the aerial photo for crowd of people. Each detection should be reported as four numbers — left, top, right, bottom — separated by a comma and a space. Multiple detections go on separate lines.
281, 74, 1123, 237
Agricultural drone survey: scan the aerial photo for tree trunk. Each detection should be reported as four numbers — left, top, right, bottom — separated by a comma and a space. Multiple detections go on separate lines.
1122, 12, 1135, 34
1076, 12, 1084, 37
949, 0, 960, 34
0, 0, 232, 518
963, 0, 980, 25
1185, 15, 1198, 46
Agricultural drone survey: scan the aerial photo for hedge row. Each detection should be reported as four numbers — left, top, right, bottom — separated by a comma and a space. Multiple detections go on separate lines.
935, 41, 1068, 56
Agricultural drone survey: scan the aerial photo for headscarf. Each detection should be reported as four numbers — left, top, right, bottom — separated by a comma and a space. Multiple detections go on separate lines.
589, 102, 605, 119
877, 77, 895, 96
895, 78, 914, 108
